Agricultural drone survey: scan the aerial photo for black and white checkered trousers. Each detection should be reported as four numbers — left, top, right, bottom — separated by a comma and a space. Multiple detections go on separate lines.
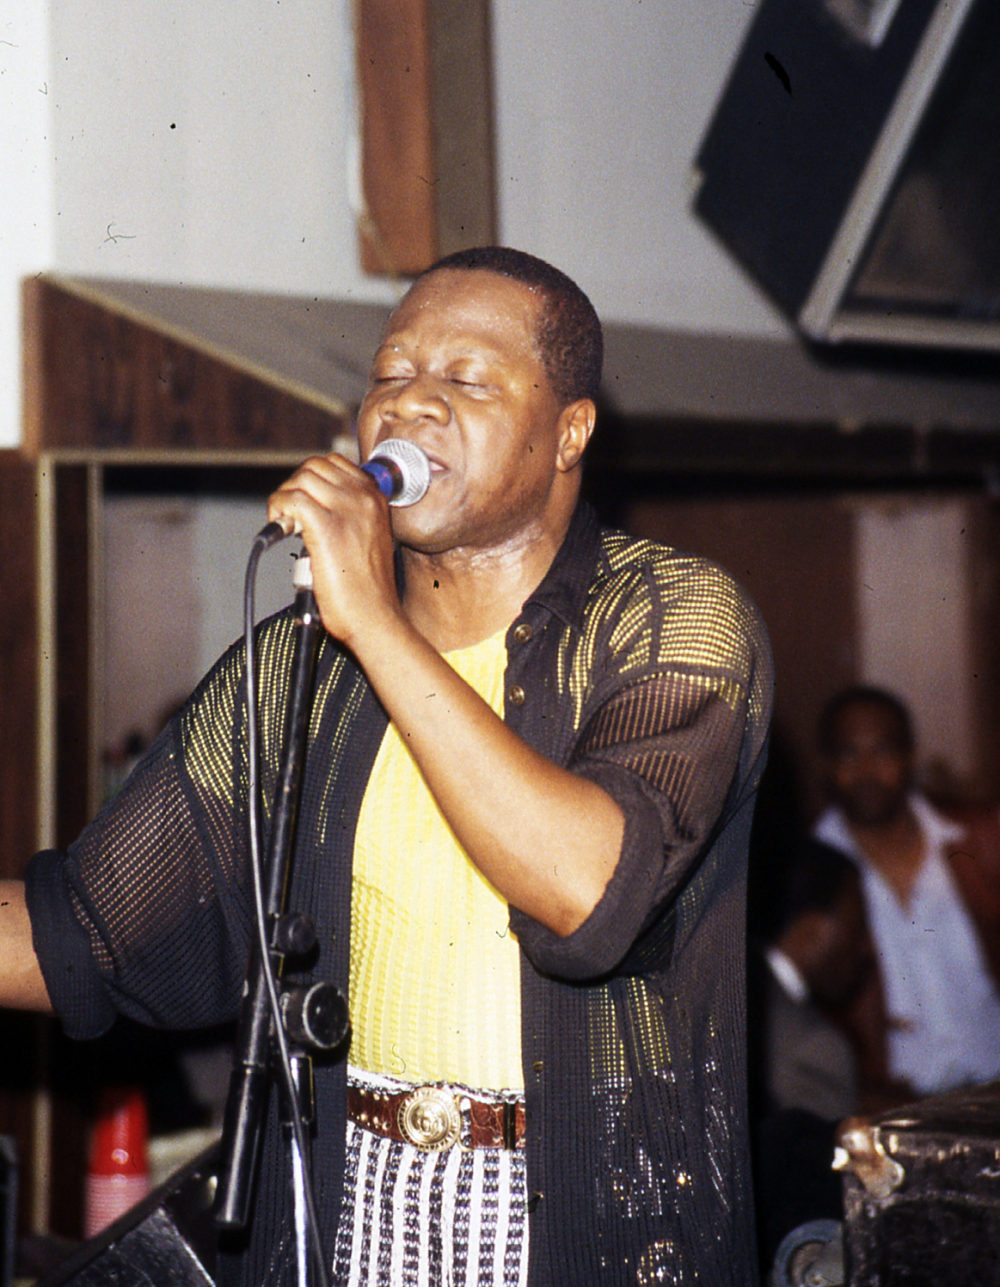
331, 1073, 529, 1287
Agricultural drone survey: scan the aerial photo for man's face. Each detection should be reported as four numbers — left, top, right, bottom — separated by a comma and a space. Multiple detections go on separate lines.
824, 701, 913, 828
355, 268, 573, 557
808, 879, 874, 1007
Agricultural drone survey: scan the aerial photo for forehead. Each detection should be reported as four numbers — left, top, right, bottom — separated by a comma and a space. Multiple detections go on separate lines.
378, 269, 544, 359
830, 701, 908, 748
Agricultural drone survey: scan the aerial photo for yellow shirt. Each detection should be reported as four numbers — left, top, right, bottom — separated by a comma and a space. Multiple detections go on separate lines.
348, 628, 523, 1090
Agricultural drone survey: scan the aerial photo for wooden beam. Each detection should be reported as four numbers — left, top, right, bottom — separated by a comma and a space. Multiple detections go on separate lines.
355, 0, 496, 276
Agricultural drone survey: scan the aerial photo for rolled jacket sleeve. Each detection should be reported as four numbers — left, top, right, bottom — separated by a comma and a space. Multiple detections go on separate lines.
21, 622, 287, 1040
24, 716, 252, 1037
26, 847, 119, 1039
506, 527, 771, 983
510, 666, 755, 980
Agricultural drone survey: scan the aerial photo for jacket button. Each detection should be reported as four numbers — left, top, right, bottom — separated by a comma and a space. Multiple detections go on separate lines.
507, 685, 526, 707
513, 622, 533, 643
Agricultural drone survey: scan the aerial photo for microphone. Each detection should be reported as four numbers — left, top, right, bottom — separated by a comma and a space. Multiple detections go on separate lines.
362, 438, 431, 507
256, 439, 431, 548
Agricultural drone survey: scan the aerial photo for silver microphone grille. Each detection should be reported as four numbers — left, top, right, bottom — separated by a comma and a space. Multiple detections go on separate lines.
368, 438, 432, 507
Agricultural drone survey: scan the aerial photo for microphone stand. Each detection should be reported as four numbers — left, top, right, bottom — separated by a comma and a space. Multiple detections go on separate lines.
214, 551, 347, 1286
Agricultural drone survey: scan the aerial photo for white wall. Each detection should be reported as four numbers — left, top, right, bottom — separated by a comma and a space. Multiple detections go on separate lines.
491, 1, 785, 332
46, 2, 399, 304
1, 5, 55, 449
855, 497, 976, 786
101, 496, 201, 758
102, 492, 299, 758
0, 0, 786, 448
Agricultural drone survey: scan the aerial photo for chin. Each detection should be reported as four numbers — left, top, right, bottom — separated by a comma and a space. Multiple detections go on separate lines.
389, 508, 451, 554
845, 799, 902, 827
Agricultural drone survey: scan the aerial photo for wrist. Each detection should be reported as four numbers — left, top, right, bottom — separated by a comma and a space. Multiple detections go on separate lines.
341, 604, 425, 673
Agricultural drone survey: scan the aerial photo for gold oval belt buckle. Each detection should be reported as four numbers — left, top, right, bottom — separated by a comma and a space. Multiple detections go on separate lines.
397, 1086, 462, 1151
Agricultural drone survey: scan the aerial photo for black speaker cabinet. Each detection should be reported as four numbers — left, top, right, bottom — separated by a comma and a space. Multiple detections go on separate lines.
34, 1145, 219, 1287
695, 0, 1000, 352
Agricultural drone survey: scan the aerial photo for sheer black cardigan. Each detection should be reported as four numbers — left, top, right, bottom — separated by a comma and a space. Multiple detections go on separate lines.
27, 502, 773, 1286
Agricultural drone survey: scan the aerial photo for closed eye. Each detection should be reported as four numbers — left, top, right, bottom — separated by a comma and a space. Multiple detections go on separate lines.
448, 373, 497, 394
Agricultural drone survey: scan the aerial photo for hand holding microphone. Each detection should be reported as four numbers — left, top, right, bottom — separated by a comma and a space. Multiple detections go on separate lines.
259, 440, 432, 649
258, 439, 431, 549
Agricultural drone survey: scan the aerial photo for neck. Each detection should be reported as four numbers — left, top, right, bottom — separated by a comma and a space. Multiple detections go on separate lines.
849, 801, 917, 849
400, 527, 563, 652
850, 805, 925, 902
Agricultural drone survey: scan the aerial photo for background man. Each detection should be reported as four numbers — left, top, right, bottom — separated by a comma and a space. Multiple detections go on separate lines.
748, 837, 873, 1271
813, 685, 1000, 1103
752, 838, 871, 1122
0, 248, 773, 1285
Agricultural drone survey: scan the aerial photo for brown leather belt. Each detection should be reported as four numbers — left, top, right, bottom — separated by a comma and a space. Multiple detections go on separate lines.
347, 1081, 526, 1152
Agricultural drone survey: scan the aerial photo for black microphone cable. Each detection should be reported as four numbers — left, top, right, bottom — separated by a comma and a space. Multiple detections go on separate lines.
242, 532, 333, 1287
230, 441, 429, 1282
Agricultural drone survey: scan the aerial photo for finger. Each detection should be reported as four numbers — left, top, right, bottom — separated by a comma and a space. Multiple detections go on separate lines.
267, 454, 370, 529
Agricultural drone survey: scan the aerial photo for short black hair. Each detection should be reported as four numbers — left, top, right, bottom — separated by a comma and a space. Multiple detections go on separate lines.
768, 839, 860, 942
817, 685, 914, 756
419, 246, 603, 407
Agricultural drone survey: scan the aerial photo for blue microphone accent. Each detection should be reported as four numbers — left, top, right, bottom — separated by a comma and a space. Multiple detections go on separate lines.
361, 458, 398, 499
362, 439, 431, 507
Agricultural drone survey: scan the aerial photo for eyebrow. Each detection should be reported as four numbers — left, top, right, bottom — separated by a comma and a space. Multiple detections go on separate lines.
371, 338, 512, 370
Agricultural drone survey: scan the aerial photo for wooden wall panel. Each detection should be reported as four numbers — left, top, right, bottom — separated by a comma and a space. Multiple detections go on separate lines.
356, 0, 436, 274
966, 500, 1000, 801
53, 466, 95, 848
0, 455, 43, 1242
427, 0, 496, 260
21, 277, 349, 457
0, 454, 39, 879
0, 455, 86, 1245
624, 493, 859, 823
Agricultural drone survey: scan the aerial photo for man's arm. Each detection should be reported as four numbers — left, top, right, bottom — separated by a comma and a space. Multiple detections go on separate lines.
338, 615, 625, 936
0, 879, 52, 1011
270, 459, 625, 939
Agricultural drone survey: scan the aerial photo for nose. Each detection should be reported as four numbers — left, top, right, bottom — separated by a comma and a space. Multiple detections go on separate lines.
379, 373, 449, 425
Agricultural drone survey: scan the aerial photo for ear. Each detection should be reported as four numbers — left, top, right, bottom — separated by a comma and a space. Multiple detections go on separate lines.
554, 399, 597, 473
